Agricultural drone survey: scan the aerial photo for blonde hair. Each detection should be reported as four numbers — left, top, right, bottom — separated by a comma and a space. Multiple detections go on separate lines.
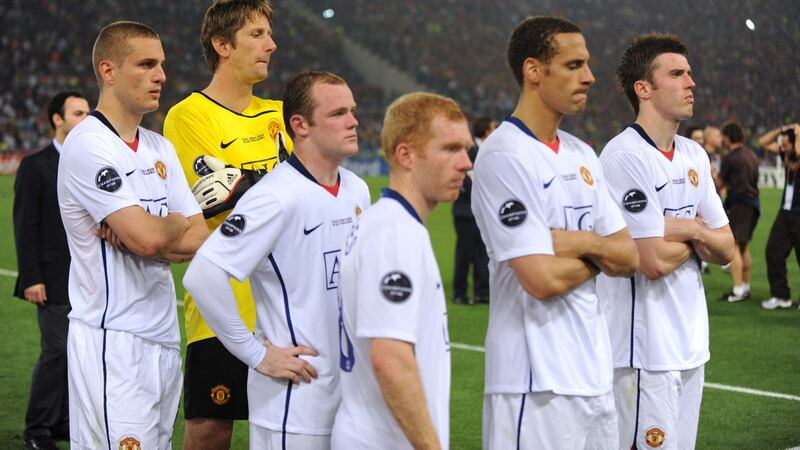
92, 21, 159, 87
381, 92, 466, 167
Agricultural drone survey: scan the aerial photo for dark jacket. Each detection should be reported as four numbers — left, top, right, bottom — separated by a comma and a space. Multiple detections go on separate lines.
452, 146, 479, 219
13, 144, 71, 304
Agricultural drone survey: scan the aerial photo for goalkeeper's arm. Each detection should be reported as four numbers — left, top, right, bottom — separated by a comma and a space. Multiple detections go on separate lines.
191, 156, 266, 219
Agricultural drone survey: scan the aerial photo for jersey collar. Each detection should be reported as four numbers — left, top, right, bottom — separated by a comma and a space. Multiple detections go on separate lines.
90, 111, 140, 144
381, 188, 423, 225
629, 123, 675, 161
505, 116, 559, 153
287, 153, 341, 188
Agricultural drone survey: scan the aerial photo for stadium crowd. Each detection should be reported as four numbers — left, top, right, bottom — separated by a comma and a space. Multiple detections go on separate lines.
3, 0, 798, 156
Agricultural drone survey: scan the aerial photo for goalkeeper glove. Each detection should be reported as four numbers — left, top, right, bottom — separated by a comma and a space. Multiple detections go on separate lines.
191, 155, 265, 219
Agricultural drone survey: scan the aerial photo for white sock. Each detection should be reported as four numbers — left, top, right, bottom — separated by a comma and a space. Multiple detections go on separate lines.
733, 285, 746, 296
743, 283, 750, 292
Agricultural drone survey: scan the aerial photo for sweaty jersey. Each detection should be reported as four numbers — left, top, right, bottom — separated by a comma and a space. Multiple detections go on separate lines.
333, 190, 451, 450
164, 92, 293, 344
472, 117, 626, 396
58, 112, 201, 349
597, 125, 728, 371
196, 155, 370, 434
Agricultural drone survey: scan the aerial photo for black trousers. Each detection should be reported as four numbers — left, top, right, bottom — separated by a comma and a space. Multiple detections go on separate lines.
766, 210, 800, 300
24, 302, 70, 439
453, 216, 489, 299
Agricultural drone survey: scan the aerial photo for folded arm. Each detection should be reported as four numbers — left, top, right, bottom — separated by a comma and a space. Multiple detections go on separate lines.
508, 253, 599, 301
551, 228, 639, 277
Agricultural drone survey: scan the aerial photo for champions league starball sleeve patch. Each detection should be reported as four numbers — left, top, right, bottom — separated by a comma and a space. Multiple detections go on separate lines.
220, 214, 246, 237
622, 189, 648, 213
498, 200, 527, 227
380, 271, 413, 303
95, 167, 122, 192
193, 155, 213, 176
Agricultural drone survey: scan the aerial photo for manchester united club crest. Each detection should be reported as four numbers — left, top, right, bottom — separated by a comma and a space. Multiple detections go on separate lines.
268, 118, 281, 139
155, 160, 167, 180
580, 166, 593, 186
118, 436, 142, 450
688, 168, 698, 187
355, 206, 362, 217
210, 384, 231, 405
645, 427, 665, 448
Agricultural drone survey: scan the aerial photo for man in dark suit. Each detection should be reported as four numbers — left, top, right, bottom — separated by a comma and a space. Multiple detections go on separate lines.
452, 116, 496, 305
13, 91, 90, 450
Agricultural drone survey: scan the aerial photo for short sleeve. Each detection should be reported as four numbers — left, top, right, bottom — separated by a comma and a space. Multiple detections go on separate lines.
696, 153, 729, 229
592, 163, 628, 237
353, 226, 426, 343
196, 186, 285, 281
164, 141, 202, 218
600, 149, 664, 239
163, 106, 220, 188
62, 132, 140, 223
472, 152, 553, 262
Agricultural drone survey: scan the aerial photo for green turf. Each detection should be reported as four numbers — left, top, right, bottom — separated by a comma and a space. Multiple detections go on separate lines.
1, 174, 799, 449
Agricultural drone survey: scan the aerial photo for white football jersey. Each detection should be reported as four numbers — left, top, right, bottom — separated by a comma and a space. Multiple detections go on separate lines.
471, 118, 626, 396
196, 155, 370, 435
597, 125, 728, 370
332, 190, 450, 450
57, 112, 200, 349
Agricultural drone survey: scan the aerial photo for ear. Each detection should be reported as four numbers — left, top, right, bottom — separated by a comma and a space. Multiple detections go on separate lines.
51, 113, 64, 129
522, 57, 544, 85
212, 36, 231, 59
633, 80, 651, 101
289, 113, 310, 139
98, 60, 115, 86
394, 143, 415, 170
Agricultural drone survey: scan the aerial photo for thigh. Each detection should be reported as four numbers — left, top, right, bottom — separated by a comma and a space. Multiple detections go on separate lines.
613, 368, 639, 449
184, 337, 250, 420
677, 366, 704, 450
483, 393, 524, 450
68, 322, 107, 449
636, 369, 681, 450
157, 347, 183, 449
521, 392, 615, 450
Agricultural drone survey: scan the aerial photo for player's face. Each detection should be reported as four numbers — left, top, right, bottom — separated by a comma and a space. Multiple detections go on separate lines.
230, 14, 275, 83
57, 96, 91, 134
538, 33, 595, 115
115, 37, 166, 114
646, 53, 695, 121
308, 82, 359, 160
414, 116, 473, 204
690, 129, 705, 146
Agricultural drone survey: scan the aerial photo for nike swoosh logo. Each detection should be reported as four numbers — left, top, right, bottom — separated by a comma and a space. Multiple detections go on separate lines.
303, 223, 323, 235
125, 169, 136, 176
543, 176, 556, 189
655, 182, 668, 192
220, 138, 237, 149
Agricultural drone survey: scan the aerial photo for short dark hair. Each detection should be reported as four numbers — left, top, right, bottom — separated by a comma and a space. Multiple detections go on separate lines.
472, 117, 494, 139
201, 0, 274, 73
282, 71, 347, 139
47, 91, 85, 130
616, 33, 688, 115
721, 121, 745, 144
507, 16, 581, 87
93, 21, 160, 87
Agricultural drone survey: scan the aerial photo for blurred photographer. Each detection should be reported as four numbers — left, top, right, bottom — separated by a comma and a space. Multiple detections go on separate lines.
758, 123, 800, 309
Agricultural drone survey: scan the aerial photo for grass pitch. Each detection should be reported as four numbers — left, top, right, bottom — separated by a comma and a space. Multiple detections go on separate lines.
1, 174, 798, 449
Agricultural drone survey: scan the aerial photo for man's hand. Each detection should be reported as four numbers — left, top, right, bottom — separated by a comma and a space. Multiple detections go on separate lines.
23, 283, 47, 305
190, 155, 262, 219
664, 216, 699, 243
95, 221, 129, 253
255, 339, 320, 384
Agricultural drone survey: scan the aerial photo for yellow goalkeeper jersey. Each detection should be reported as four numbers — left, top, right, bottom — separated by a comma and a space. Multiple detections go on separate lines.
164, 91, 293, 344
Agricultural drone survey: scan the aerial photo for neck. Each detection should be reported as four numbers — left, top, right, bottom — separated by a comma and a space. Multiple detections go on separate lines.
512, 90, 562, 142
729, 143, 744, 151
203, 70, 255, 113
53, 131, 67, 145
635, 110, 679, 150
387, 172, 434, 222
95, 95, 142, 142
293, 146, 341, 186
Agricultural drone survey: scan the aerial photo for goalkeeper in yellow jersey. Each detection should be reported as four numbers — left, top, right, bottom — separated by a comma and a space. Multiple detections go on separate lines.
163, 1, 292, 448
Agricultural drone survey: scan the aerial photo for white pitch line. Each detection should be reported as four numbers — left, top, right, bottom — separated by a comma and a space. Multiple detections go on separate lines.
1, 267, 799, 403
449, 342, 800, 402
